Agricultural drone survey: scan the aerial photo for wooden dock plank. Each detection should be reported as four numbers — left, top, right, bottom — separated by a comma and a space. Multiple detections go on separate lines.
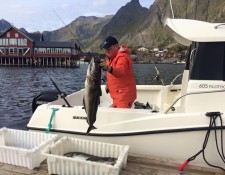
0, 154, 224, 175
126, 154, 225, 175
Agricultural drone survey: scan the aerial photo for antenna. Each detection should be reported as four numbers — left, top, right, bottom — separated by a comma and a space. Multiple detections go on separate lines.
205, 0, 210, 21
185, 0, 188, 19
53, 10, 87, 53
169, 0, 174, 19
194, 0, 199, 19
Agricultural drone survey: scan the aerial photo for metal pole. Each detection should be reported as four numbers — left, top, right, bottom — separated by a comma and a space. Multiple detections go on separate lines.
169, 0, 174, 19
206, 0, 210, 21
185, 0, 188, 19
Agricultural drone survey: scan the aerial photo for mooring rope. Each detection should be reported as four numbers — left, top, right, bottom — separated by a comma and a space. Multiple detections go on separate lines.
45, 108, 59, 133
178, 112, 225, 172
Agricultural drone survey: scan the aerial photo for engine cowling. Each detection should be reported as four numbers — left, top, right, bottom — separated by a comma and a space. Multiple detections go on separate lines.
32, 90, 60, 113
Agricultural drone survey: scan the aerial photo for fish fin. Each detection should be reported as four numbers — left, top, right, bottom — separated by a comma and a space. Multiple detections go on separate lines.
83, 98, 86, 111
64, 152, 75, 157
146, 102, 152, 109
86, 118, 89, 125
98, 97, 100, 105
86, 125, 97, 135
99, 87, 102, 96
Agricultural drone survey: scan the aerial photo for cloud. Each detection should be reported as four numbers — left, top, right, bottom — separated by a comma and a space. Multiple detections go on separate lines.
58, 3, 71, 11
91, 0, 108, 7
1, 0, 153, 32
83, 12, 105, 17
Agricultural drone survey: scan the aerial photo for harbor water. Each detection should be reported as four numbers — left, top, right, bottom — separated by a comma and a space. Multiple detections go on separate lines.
0, 64, 185, 130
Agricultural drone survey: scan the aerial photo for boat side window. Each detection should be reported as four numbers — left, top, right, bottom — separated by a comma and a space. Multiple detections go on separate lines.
190, 42, 225, 81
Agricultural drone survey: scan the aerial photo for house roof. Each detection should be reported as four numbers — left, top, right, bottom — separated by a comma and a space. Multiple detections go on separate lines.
0, 26, 44, 42
0, 26, 34, 41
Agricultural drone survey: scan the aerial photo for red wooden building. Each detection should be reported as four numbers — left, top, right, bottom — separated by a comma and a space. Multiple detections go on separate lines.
0, 26, 81, 67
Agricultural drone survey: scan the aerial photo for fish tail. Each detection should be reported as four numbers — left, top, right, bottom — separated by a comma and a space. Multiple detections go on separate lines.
86, 125, 97, 134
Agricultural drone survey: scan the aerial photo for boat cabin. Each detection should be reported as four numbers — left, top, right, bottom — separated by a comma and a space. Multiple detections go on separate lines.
166, 19, 225, 113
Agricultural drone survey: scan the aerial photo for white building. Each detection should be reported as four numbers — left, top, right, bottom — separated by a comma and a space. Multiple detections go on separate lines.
137, 47, 149, 52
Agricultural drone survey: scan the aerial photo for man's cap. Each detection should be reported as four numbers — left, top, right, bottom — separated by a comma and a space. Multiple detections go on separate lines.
100, 36, 118, 49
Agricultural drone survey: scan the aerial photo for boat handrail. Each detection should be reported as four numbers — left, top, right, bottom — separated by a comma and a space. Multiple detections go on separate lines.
164, 89, 225, 114
169, 0, 174, 19
214, 23, 225, 29
170, 73, 183, 85
190, 48, 197, 66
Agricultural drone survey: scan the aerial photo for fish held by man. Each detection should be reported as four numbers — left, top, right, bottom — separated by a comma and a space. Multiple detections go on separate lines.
83, 58, 102, 134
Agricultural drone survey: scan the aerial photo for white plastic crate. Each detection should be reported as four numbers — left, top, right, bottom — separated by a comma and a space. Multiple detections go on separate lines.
42, 136, 129, 175
0, 127, 57, 169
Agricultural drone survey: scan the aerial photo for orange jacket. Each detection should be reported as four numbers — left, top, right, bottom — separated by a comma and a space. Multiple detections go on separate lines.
106, 45, 137, 106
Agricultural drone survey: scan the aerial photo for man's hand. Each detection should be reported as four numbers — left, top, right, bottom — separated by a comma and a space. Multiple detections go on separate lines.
100, 59, 112, 72
99, 59, 108, 71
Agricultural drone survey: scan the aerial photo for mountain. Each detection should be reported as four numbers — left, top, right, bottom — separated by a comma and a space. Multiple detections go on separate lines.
46, 0, 225, 52
119, 0, 225, 50
122, 0, 174, 49
92, 0, 149, 50
19, 28, 28, 34
0, 19, 11, 33
2, 0, 225, 52
38, 0, 149, 51
98, 0, 148, 39
42, 15, 113, 51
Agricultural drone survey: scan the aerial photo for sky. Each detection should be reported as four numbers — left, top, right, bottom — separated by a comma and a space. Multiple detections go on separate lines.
0, 0, 154, 32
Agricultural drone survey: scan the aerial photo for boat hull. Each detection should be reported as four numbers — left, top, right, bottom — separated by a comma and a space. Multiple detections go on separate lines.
28, 104, 225, 169
29, 126, 225, 168
27, 85, 225, 169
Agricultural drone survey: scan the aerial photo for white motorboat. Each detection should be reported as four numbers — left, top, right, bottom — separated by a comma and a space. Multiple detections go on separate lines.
27, 18, 225, 170
173, 60, 186, 65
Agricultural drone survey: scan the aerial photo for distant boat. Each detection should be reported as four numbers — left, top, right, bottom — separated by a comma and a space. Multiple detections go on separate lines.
79, 58, 88, 64
173, 60, 186, 65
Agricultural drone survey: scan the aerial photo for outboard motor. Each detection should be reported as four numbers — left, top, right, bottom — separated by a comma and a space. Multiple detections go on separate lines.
32, 90, 63, 113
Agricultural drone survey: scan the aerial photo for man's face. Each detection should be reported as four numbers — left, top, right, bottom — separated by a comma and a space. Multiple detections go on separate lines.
105, 44, 118, 58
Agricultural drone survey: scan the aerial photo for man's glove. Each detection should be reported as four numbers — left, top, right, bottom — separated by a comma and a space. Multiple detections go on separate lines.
99, 59, 108, 71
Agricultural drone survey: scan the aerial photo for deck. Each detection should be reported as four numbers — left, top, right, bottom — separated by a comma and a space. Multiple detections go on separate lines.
0, 154, 224, 175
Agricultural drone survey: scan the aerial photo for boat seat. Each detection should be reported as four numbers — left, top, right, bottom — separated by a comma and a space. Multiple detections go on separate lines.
99, 101, 112, 107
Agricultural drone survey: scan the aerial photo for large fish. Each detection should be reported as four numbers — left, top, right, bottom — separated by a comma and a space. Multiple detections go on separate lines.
83, 58, 102, 134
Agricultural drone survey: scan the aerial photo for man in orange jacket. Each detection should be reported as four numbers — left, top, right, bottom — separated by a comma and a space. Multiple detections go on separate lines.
100, 36, 137, 108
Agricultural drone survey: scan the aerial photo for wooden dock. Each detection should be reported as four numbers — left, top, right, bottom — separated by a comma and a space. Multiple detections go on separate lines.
0, 154, 224, 175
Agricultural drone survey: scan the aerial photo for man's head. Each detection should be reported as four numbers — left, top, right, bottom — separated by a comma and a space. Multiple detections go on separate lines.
100, 36, 119, 58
